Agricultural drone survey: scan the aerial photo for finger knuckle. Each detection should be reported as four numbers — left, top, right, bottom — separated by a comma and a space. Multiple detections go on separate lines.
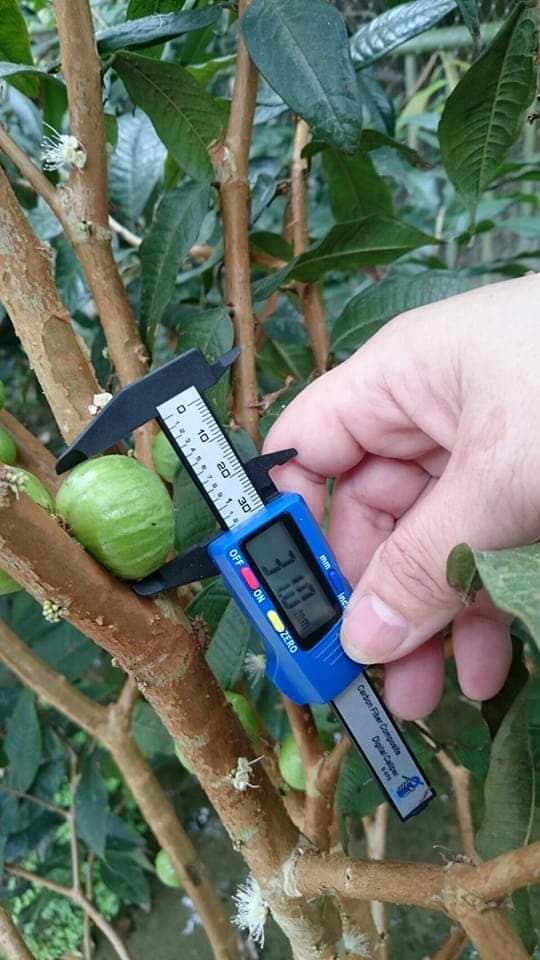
379, 529, 450, 610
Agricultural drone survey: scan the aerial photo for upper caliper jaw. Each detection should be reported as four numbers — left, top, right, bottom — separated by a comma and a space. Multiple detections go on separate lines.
55, 347, 241, 474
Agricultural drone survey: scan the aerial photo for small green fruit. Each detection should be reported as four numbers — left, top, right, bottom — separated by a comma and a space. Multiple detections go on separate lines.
55, 456, 175, 579
225, 691, 258, 742
155, 849, 182, 888
0, 427, 17, 465
278, 733, 306, 791
8, 468, 54, 512
152, 431, 180, 484
0, 569, 21, 596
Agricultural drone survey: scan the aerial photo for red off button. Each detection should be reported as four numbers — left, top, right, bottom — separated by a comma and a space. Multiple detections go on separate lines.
240, 566, 260, 590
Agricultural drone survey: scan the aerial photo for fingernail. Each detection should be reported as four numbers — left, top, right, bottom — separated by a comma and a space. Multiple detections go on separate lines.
342, 593, 409, 663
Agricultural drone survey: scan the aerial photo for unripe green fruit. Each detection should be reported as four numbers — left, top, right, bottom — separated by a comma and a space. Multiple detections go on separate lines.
0, 569, 21, 596
55, 456, 175, 580
155, 849, 182, 888
225, 691, 258, 742
152, 431, 180, 484
278, 730, 334, 791
9, 468, 54, 512
0, 427, 17, 465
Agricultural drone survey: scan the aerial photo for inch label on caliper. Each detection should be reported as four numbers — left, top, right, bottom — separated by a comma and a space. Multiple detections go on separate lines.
157, 386, 264, 530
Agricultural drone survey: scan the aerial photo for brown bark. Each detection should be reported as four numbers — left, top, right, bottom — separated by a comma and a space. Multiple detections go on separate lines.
431, 928, 467, 960
0, 906, 35, 960
0, 167, 99, 441
211, 0, 259, 441
450, 902, 528, 960
289, 119, 328, 374
0, 411, 60, 493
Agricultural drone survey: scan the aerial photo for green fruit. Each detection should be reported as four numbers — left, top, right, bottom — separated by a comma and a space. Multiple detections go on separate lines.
55, 456, 175, 580
0, 427, 17, 465
278, 733, 306, 791
0, 569, 21, 596
9, 468, 54, 511
155, 849, 182, 889
152, 431, 180, 484
225, 691, 258, 742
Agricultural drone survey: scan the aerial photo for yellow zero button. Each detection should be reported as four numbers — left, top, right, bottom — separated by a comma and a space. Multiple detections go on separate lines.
267, 610, 285, 633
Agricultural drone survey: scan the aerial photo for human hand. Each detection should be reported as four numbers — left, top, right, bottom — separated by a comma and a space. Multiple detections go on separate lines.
264, 274, 540, 719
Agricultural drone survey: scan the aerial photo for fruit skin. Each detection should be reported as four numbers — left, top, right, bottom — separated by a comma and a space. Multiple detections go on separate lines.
55, 455, 175, 580
0, 569, 21, 596
278, 730, 335, 791
225, 691, 258, 742
175, 691, 258, 774
152, 431, 180, 484
155, 849, 182, 888
9, 468, 54, 512
0, 427, 17, 465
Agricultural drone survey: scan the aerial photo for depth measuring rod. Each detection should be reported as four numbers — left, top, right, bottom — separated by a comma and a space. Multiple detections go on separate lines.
57, 348, 434, 820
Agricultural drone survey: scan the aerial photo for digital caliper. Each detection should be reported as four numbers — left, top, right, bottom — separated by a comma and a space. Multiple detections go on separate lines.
57, 346, 434, 820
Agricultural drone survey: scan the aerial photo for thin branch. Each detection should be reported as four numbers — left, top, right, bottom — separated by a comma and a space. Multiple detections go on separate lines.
0, 784, 66, 818
0, 905, 35, 960
210, 0, 259, 441
112, 676, 139, 730
84, 852, 96, 960
461, 841, 540, 901
68, 754, 82, 894
420, 723, 477, 863
431, 927, 467, 960
0, 167, 99, 442
451, 902, 529, 960
52, 0, 151, 463
362, 802, 389, 957
289, 119, 328, 374
0, 124, 64, 221
108, 216, 142, 249
0, 411, 60, 493
5, 865, 133, 960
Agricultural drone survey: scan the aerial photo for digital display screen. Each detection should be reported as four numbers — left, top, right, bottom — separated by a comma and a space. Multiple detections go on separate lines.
244, 519, 339, 647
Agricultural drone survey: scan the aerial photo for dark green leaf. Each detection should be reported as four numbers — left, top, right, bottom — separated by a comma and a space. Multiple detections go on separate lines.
469, 544, 540, 653
476, 683, 534, 864
127, 0, 180, 16
140, 183, 209, 348
241, 0, 362, 152
174, 463, 218, 554
350, 0, 456, 66
0, 1, 38, 97
97, 8, 220, 54
356, 69, 395, 134
360, 130, 428, 168
482, 640, 529, 740
109, 110, 166, 224
439, 5, 536, 212
456, 0, 480, 40
452, 719, 491, 780
332, 270, 472, 357
258, 339, 314, 383
447, 542, 482, 599
529, 676, 540, 805
101, 851, 150, 907
74, 756, 108, 859
5, 690, 42, 792
0, 60, 64, 94
114, 52, 227, 182
176, 307, 234, 421
188, 582, 255, 688
132, 701, 174, 757
336, 748, 385, 847
322, 147, 394, 221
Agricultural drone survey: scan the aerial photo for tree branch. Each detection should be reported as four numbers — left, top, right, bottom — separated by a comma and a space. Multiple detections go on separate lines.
450, 901, 528, 960
210, 0, 259, 441
0, 497, 344, 960
5, 865, 132, 960
0, 411, 60, 493
0, 167, 99, 442
431, 927, 467, 960
0, 906, 35, 960
362, 802, 389, 957
289, 119, 328, 374
419, 723, 477, 864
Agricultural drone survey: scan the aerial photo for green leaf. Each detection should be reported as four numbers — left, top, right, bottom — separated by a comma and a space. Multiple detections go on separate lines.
0, 60, 64, 94
114, 52, 227, 182
174, 463, 218, 554
447, 542, 482, 599
187, 582, 255, 688
5, 690, 42, 792
140, 183, 210, 348
97, 7, 220, 54
0, 1, 38, 97
482, 639, 529, 740
241, 0, 362, 152
439, 4, 537, 213
336, 749, 385, 849
332, 270, 472, 357
322, 147, 394, 222
350, 0, 456, 66
466, 544, 540, 653
259, 382, 306, 438
109, 110, 166, 224
127, 0, 181, 16
360, 129, 428, 168
176, 306, 234, 422
529, 676, 540, 805
477, 667, 533, 859
101, 850, 150, 908
74, 756, 108, 859
132, 701, 174, 757
456, 0, 480, 40
452, 719, 491, 780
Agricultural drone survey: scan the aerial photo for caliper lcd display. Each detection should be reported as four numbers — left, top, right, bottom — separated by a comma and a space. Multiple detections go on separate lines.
243, 517, 340, 648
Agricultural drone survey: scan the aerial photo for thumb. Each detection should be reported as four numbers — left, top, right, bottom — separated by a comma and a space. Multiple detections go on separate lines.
340, 470, 486, 665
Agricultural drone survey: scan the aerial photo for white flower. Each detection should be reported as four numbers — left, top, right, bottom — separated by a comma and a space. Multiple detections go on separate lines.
232, 874, 268, 948
343, 928, 372, 958
42, 599, 65, 624
230, 756, 262, 792
244, 651, 266, 684
88, 392, 113, 416
41, 124, 87, 172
